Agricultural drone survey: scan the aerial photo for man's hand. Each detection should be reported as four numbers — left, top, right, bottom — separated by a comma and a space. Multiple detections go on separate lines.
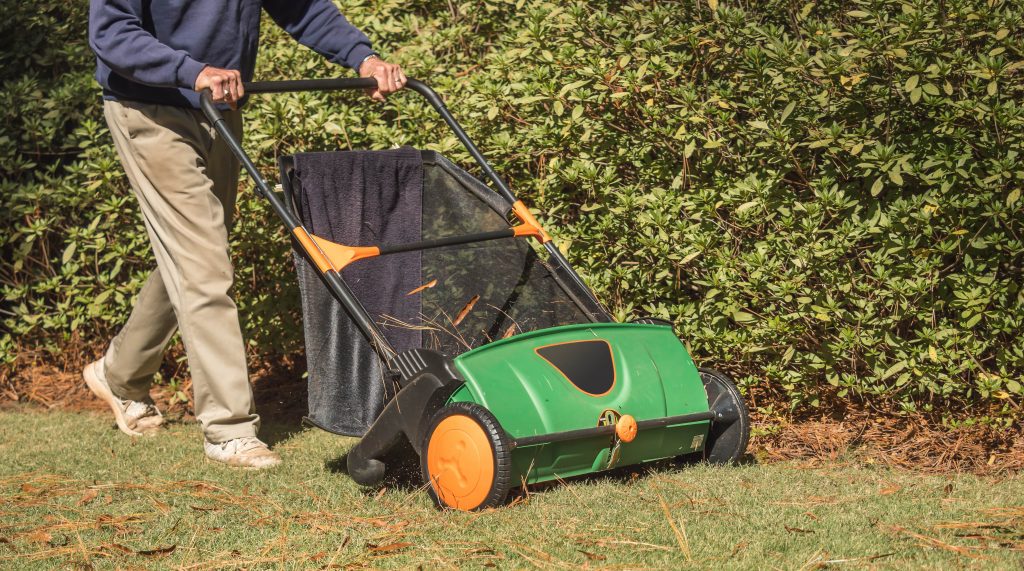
359, 56, 406, 102
194, 66, 244, 109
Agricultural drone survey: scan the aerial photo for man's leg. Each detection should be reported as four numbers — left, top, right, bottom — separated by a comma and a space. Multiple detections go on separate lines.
101, 104, 243, 408
193, 107, 256, 440
103, 269, 177, 402
84, 264, 170, 436
102, 100, 259, 443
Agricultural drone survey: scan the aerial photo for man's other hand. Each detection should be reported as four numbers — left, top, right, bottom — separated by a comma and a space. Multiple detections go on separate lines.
359, 56, 406, 102
195, 66, 244, 109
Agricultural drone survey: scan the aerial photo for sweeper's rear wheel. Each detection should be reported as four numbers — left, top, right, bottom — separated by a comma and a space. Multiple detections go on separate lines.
421, 402, 512, 511
699, 368, 750, 464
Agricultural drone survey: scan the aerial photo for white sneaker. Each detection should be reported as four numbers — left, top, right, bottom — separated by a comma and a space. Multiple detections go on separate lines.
204, 436, 281, 469
83, 359, 164, 437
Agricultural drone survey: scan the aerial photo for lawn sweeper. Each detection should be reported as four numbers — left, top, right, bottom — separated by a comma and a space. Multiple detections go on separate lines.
199, 77, 749, 511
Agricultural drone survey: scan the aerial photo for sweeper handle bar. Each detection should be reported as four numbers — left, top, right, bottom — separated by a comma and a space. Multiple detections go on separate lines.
199, 78, 552, 248
200, 77, 517, 208
244, 77, 520, 205
198, 77, 605, 318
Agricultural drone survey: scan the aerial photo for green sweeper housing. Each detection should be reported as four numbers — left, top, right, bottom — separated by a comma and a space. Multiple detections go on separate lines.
200, 78, 750, 511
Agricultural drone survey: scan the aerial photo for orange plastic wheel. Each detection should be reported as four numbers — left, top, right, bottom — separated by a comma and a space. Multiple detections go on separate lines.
421, 402, 511, 511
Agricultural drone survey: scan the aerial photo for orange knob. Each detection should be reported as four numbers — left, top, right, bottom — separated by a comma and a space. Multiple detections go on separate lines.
615, 414, 638, 443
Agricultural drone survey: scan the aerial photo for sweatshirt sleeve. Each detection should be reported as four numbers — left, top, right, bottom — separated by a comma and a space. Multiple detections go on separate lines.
88, 0, 207, 89
263, 0, 376, 71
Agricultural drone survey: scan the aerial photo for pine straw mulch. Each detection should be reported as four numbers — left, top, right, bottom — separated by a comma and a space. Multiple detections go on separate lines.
2, 350, 1022, 475
0, 347, 309, 428
751, 409, 1024, 475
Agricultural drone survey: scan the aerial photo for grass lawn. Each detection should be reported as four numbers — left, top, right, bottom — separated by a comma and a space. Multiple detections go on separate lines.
0, 409, 1021, 569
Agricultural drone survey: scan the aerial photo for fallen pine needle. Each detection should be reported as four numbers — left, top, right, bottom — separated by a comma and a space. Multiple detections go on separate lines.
508, 543, 575, 569
657, 491, 691, 561
75, 489, 98, 506
592, 539, 674, 551
823, 552, 895, 565
884, 524, 985, 558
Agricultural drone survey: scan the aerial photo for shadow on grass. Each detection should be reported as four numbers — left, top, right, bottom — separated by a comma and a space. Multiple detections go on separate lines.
320, 443, 760, 505
502, 451, 760, 504
251, 354, 309, 447
325, 438, 425, 495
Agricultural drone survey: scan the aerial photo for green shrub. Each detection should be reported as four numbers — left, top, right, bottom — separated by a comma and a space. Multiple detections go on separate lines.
2, 0, 1022, 420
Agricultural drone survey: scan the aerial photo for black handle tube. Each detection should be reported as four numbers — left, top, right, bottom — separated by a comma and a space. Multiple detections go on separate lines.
245, 77, 378, 93
199, 91, 301, 231
403, 80, 518, 205
511, 410, 716, 449
544, 241, 607, 318
242, 78, 613, 319
378, 229, 516, 256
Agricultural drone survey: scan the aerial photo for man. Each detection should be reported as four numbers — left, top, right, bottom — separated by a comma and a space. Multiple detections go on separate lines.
84, 0, 405, 468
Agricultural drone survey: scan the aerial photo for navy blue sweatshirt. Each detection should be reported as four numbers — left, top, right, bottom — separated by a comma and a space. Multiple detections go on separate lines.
89, 0, 376, 108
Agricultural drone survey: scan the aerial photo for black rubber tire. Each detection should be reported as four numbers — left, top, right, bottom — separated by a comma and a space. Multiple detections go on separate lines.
420, 402, 513, 511
347, 454, 386, 486
699, 368, 750, 464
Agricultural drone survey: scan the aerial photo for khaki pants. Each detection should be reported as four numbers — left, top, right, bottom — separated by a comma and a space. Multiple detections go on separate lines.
101, 99, 258, 443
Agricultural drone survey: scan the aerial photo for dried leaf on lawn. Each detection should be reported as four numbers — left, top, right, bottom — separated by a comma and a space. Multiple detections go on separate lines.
76, 489, 98, 506
452, 295, 480, 326
368, 541, 412, 553
150, 498, 171, 513
24, 530, 52, 544
406, 279, 438, 296
137, 544, 176, 557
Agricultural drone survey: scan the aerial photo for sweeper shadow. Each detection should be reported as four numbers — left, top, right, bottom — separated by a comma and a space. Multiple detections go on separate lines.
326, 439, 424, 494
323, 447, 759, 501
502, 452, 760, 504
250, 355, 310, 447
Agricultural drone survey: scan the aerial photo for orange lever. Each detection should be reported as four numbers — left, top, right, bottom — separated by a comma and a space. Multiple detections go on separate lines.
511, 200, 552, 243
292, 227, 380, 273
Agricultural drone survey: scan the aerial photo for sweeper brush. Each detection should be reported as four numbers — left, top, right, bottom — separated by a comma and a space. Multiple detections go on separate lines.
199, 77, 750, 511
